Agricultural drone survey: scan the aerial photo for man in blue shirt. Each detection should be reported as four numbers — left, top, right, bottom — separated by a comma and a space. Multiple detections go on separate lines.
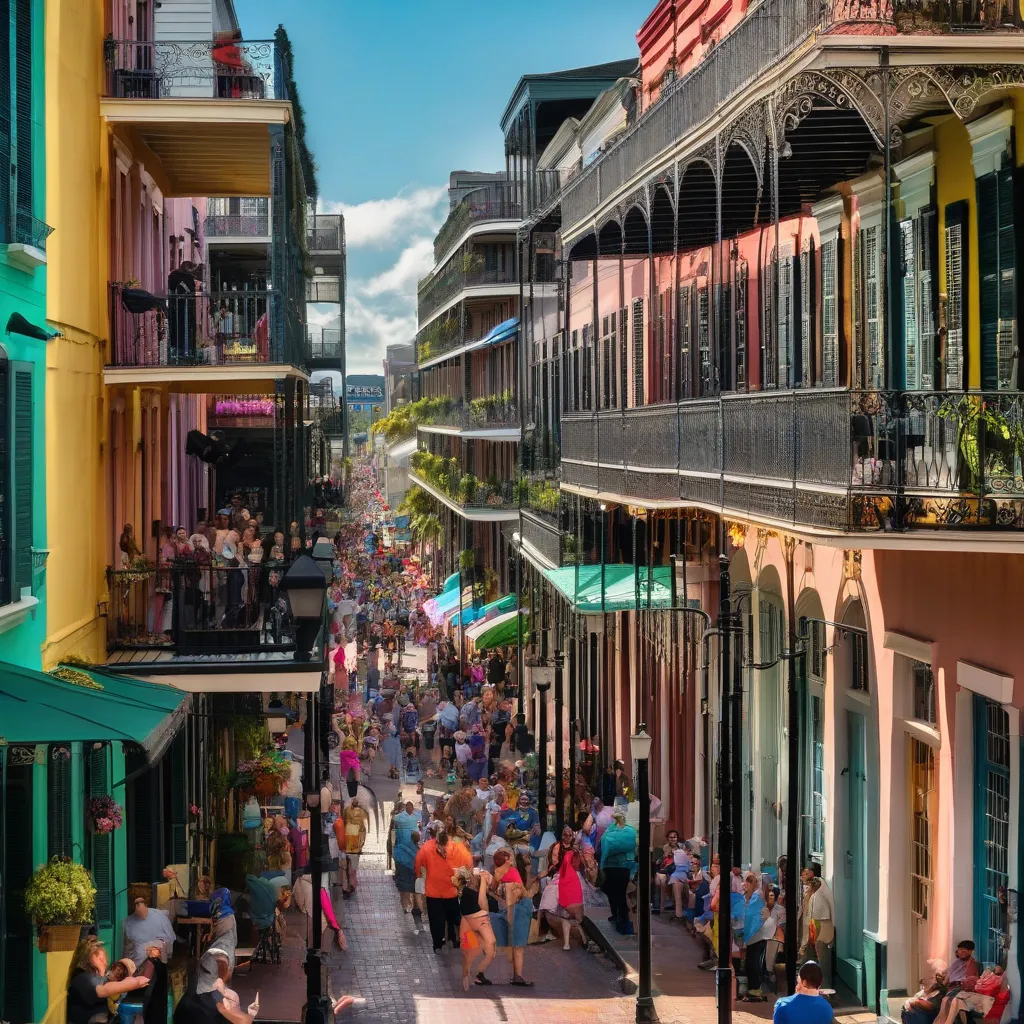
774, 962, 834, 1024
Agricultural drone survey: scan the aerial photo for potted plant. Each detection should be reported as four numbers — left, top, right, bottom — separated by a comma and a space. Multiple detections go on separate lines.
25, 858, 96, 952
88, 795, 124, 834
232, 749, 293, 799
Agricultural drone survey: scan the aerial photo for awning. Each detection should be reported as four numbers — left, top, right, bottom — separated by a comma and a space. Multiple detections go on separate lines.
385, 437, 417, 464
129, 668, 323, 695
473, 609, 530, 650
481, 317, 519, 347
418, 319, 520, 371
441, 572, 460, 594
0, 662, 189, 762
455, 592, 516, 627
442, 587, 476, 622
542, 564, 673, 612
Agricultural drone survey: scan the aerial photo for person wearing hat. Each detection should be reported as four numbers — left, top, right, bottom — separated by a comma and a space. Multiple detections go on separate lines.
600, 808, 638, 935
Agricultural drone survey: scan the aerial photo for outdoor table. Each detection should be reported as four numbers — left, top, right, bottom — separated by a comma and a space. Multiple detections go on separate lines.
176, 916, 213, 960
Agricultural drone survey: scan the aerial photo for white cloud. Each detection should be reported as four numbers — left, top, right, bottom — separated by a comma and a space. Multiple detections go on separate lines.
319, 187, 447, 249
362, 238, 435, 298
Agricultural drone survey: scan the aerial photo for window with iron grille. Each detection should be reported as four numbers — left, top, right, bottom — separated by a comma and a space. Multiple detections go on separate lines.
602, 315, 611, 409
809, 619, 826, 680
902, 218, 921, 390
849, 632, 869, 692
762, 258, 776, 388
944, 203, 967, 390
912, 661, 936, 724
582, 323, 592, 410
620, 306, 628, 409
632, 299, 644, 407
821, 237, 839, 387
778, 255, 793, 388
918, 208, 937, 390
678, 285, 692, 398
800, 247, 812, 387
910, 738, 935, 920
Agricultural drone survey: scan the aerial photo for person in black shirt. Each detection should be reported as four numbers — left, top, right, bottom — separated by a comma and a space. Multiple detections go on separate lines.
67, 936, 149, 1024
511, 714, 534, 755
486, 650, 506, 687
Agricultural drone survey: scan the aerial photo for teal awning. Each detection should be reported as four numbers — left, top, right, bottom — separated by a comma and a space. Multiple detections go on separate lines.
0, 662, 189, 762
542, 564, 673, 612
441, 572, 460, 594
455, 592, 516, 627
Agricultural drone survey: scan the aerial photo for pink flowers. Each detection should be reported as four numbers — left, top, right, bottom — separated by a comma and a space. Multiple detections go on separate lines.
89, 796, 123, 833
189, 804, 201, 818
215, 397, 275, 418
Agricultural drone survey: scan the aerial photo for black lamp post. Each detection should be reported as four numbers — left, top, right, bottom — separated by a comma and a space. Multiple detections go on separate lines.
280, 556, 332, 1024
553, 649, 565, 832
533, 664, 554, 833
631, 724, 656, 1023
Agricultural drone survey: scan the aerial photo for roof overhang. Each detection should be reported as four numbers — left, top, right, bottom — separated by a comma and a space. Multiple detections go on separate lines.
101, 98, 291, 197
125, 667, 323, 694
103, 363, 309, 391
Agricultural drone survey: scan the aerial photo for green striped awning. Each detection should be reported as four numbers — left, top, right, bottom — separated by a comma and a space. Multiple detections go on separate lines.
541, 564, 673, 612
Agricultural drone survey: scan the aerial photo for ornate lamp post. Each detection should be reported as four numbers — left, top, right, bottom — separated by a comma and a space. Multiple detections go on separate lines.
631, 724, 656, 1023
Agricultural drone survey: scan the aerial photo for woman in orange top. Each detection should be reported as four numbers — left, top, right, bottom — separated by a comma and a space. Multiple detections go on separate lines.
414, 827, 472, 952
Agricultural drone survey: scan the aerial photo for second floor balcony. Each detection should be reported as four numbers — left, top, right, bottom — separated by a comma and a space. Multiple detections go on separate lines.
307, 212, 344, 256
205, 198, 270, 239
560, 390, 1024, 535
308, 327, 343, 361
409, 449, 519, 521
107, 285, 307, 383
418, 252, 520, 327
416, 393, 520, 437
433, 184, 521, 264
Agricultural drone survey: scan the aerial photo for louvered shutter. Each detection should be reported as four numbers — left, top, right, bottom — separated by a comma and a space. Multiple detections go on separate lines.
944, 201, 969, 391
13, 0, 31, 233
2, 753, 34, 1021
718, 283, 731, 393
609, 312, 618, 408
0, 0, 10, 241
0, 355, 7, 605
619, 306, 628, 407
90, 746, 114, 927
919, 208, 938, 390
735, 265, 748, 391
602, 315, 610, 408
799, 249, 810, 387
48, 746, 73, 859
902, 219, 920, 389
762, 258, 775, 388
863, 225, 884, 388
852, 231, 863, 387
677, 286, 691, 398
13, 368, 32, 596
697, 288, 710, 396
821, 238, 839, 387
778, 255, 793, 389
632, 299, 644, 407
169, 731, 188, 863
977, 168, 1017, 390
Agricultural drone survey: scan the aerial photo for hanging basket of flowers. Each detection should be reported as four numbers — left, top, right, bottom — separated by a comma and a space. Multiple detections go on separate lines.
25, 858, 96, 952
88, 796, 124, 834
232, 750, 292, 799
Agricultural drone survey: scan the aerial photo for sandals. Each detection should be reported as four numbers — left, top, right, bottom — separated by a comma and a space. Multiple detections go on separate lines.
510, 976, 534, 987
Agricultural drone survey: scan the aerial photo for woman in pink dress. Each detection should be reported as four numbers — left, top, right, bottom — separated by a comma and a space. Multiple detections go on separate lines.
543, 827, 587, 950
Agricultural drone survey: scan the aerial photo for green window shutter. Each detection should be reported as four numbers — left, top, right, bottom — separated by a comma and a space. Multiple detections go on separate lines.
0, 0, 9, 241
821, 238, 839, 387
13, 0, 31, 228
902, 218, 920, 390
977, 167, 1016, 391
169, 731, 188, 863
12, 367, 31, 595
47, 745, 73, 859
89, 746, 114, 927
0, 353, 7, 605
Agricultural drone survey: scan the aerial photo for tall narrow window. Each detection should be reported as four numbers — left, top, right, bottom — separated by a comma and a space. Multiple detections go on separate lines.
977, 164, 1017, 391
609, 311, 618, 409
13, 366, 32, 597
800, 246, 812, 387
862, 224, 884, 388
581, 324, 592, 411
735, 263, 748, 392
762, 257, 776, 388
918, 208, 938, 390
821, 238, 839, 387
632, 299, 644, 407
619, 306, 628, 410
910, 739, 936, 922
777, 254, 793, 389
14, 0, 32, 233
902, 218, 920, 389
697, 287, 711, 396
602, 315, 611, 409
718, 283, 731, 392
944, 202, 968, 391
678, 285, 692, 399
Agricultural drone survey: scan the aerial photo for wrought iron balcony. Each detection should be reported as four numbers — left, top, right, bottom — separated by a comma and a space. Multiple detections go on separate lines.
307, 213, 343, 254
416, 396, 519, 433
308, 327, 343, 361
520, 507, 562, 567
560, 390, 1024, 532
559, 0, 1024, 236
5, 208, 54, 250
108, 284, 306, 370
103, 38, 284, 100
418, 258, 519, 325
410, 450, 518, 512
106, 563, 296, 654
205, 199, 269, 238
433, 185, 520, 263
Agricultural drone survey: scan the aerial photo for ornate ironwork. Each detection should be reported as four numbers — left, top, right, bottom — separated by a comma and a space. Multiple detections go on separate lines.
7, 745, 37, 766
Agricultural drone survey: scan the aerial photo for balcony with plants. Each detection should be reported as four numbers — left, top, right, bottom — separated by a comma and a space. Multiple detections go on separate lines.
418, 248, 518, 326
560, 389, 1024, 534
433, 184, 521, 263
409, 449, 517, 513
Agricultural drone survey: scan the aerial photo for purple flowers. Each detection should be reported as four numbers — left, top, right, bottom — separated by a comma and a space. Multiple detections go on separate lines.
89, 796, 123, 833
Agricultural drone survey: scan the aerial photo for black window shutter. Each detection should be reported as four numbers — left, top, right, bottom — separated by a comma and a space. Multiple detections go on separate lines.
14, 0, 31, 225
632, 299, 644, 407
2, 753, 34, 1021
47, 746, 73, 859
0, 354, 7, 605
0, 0, 10, 240
13, 367, 32, 596
977, 167, 1016, 390
169, 731, 188, 863
89, 746, 114, 927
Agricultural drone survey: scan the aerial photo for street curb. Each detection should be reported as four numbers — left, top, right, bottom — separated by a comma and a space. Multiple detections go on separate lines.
582, 914, 638, 995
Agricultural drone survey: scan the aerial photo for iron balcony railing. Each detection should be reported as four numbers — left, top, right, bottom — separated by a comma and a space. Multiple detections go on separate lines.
204, 200, 270, 238
307, 213, 343, 254
417, 260, 519, 325
104, 38, 285, 100
433, 184, 521, 263
416, 397, 519, 432
410, 461, 518, 512
560, 0, 1023, 235
308, 327, 343, 361
520, 508, 562, 567
108, 284, 306, 369
106, 562, 296, 653
560, 390, 1024, 532
4, 208, 54, 250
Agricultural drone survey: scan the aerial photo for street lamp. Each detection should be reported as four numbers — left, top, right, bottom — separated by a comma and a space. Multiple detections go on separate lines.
312, 537, 335, 581
280, 555, 328, 662
533, 664, 554, 834
280, 555, 332, 1023
630, 724, 656, 1024
554, 649, 566, 832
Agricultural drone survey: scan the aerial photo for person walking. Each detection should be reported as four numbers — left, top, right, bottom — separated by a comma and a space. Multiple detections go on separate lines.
543, 826, 588, 950
341, 797, 369, 897
414, 825, 472, 952
454, 867, 497, 989
488, 849, 535, 987
600, 808, 637, 935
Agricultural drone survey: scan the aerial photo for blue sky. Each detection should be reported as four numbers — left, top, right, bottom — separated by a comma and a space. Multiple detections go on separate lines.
240, 0, 651, 374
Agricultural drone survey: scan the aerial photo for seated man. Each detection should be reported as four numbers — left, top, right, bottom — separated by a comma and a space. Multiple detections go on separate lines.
903, 959, 949, 1024
931, 941, 981, 1024
934, 966, 1005, 1024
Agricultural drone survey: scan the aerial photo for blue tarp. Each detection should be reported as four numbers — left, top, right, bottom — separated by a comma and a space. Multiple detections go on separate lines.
481, 317, 519, 347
